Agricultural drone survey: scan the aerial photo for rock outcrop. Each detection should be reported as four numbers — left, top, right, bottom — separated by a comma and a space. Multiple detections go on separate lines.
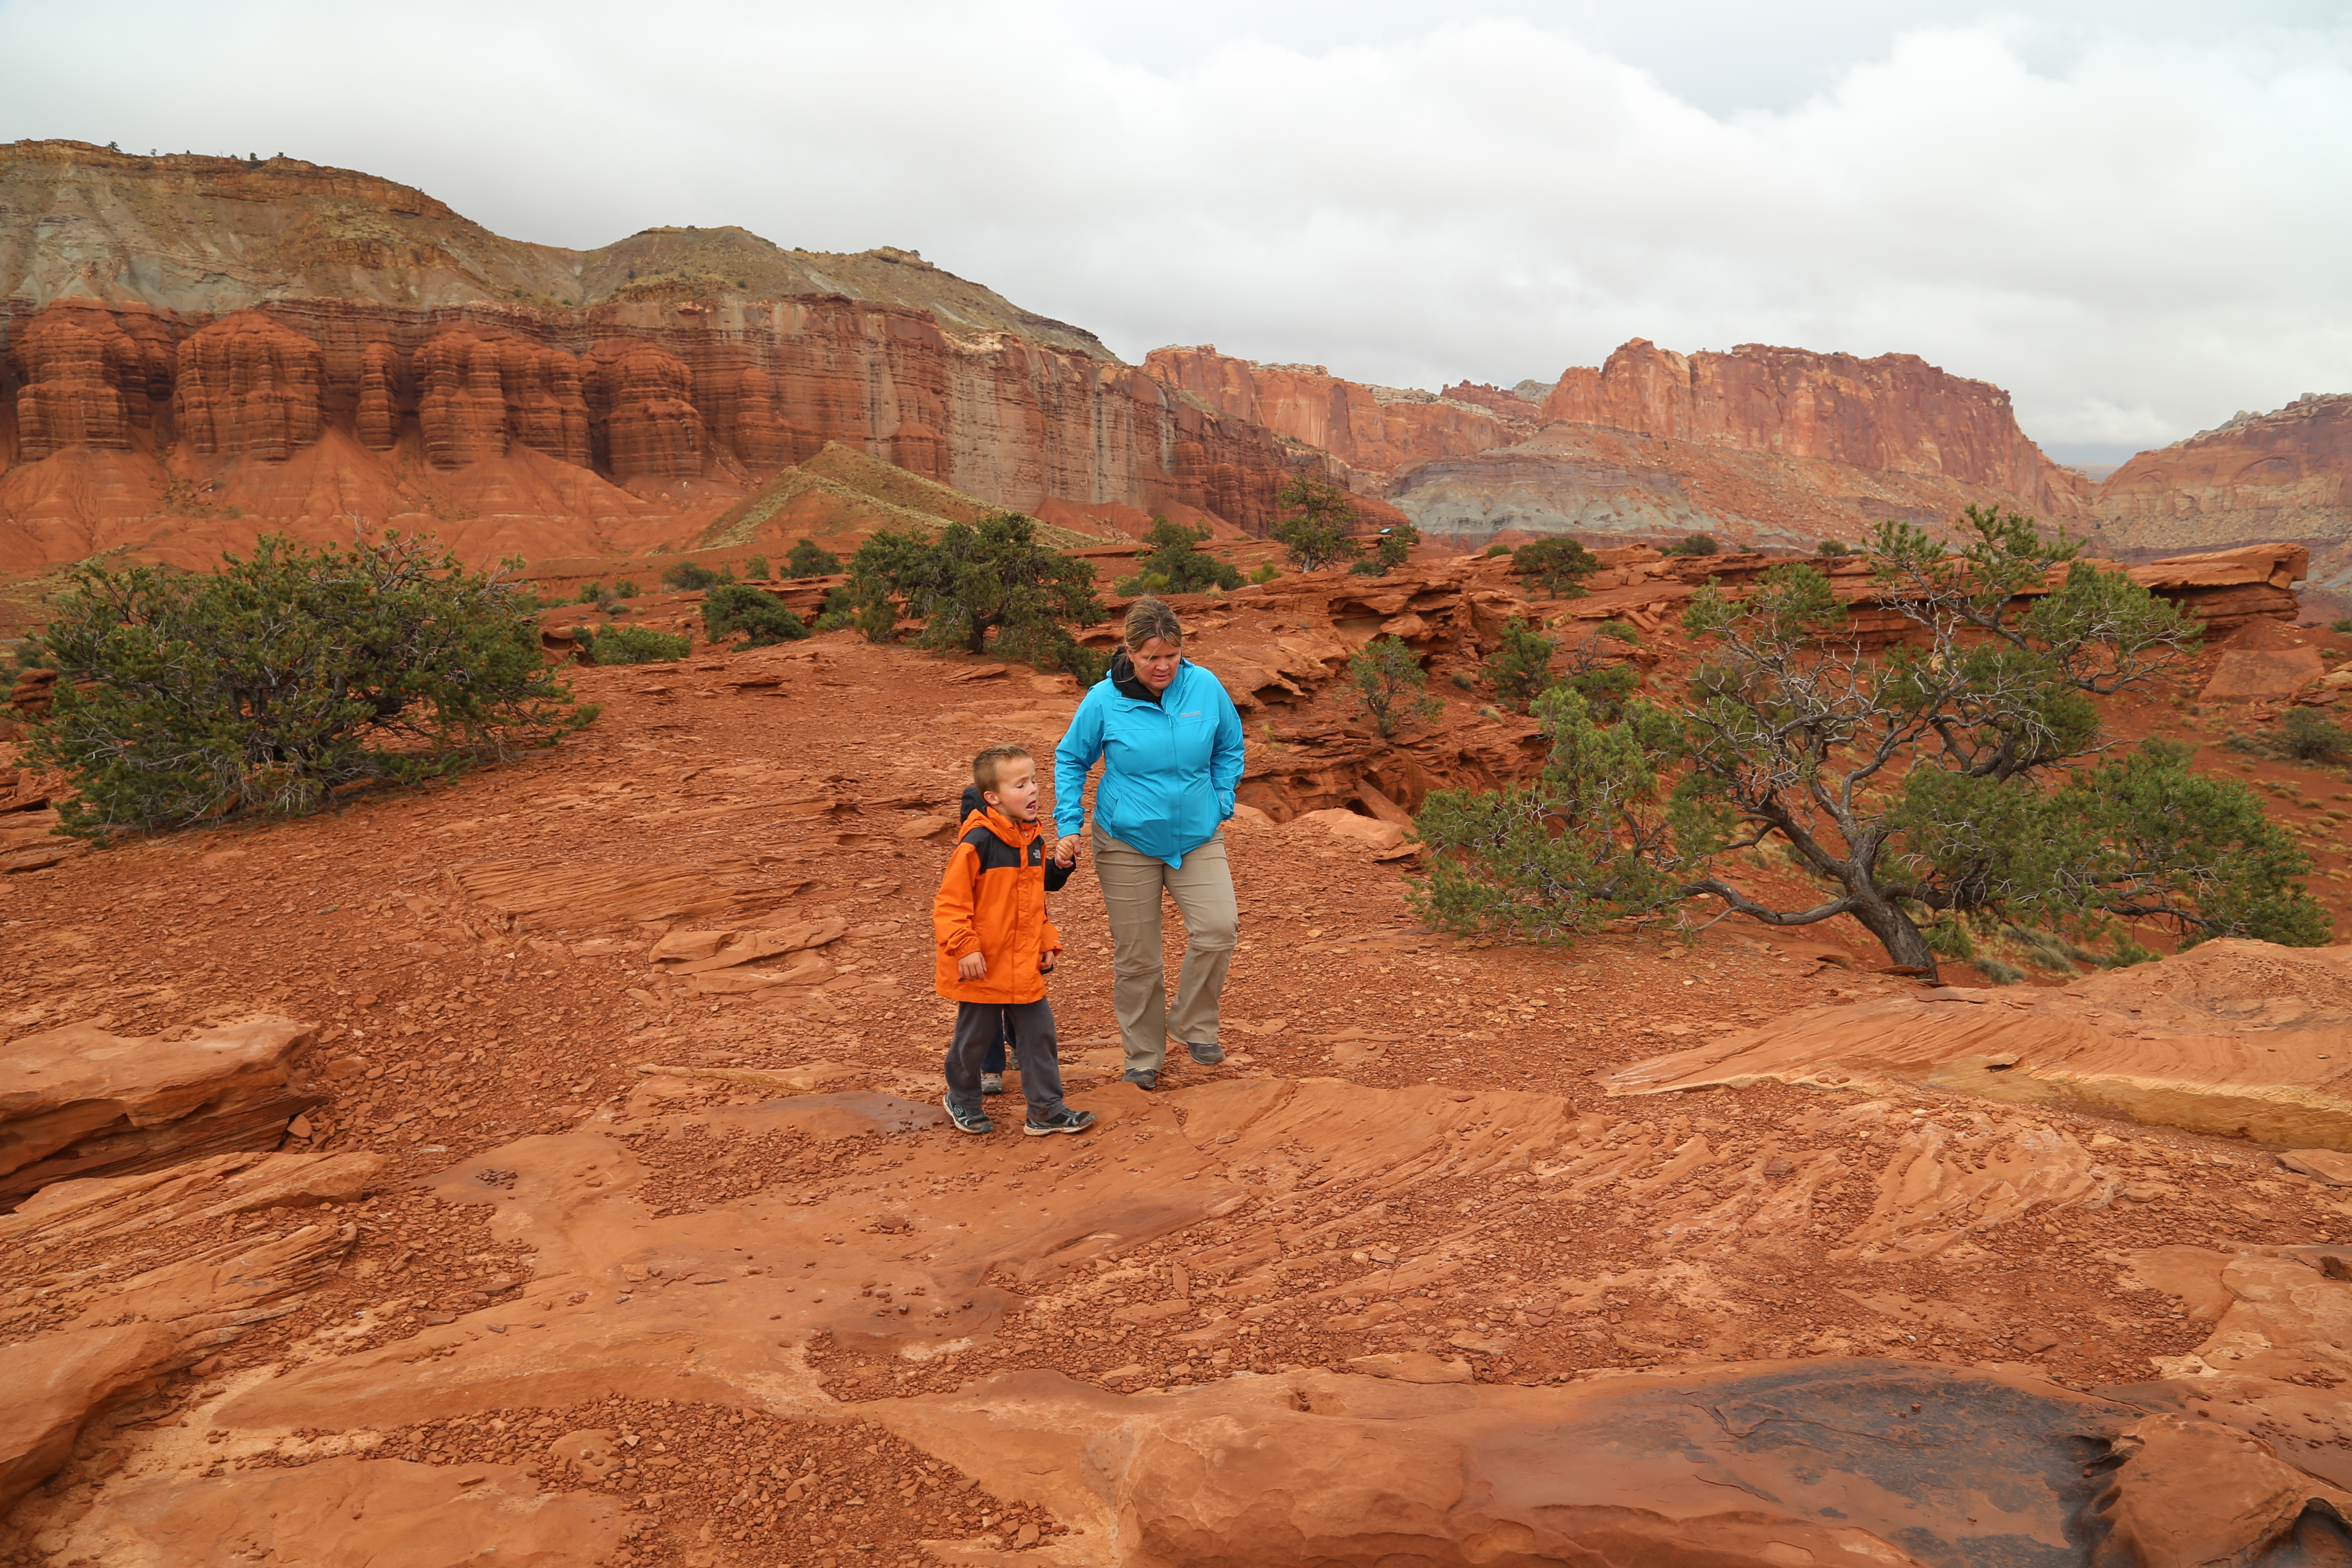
172, 311, 327, 459
4, 300, 176, 460
1605, 938, 2352, 1149
2095, 393, 2352, 622
0, 1017, 322, 1206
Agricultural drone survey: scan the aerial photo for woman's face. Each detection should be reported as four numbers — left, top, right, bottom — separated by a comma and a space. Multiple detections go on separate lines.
1133, 637, 1182, 693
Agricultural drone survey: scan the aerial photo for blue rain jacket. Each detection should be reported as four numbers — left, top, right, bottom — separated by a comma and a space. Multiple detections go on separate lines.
1054, 658, 1246, 868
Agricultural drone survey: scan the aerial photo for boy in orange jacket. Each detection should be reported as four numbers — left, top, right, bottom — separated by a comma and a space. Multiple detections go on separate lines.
933, 744, 1096, 1137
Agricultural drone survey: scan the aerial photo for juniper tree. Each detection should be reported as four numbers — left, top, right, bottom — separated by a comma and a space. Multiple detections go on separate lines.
1412, 507, 2330, 977
845, 511, 1104, 677
1271, 475, 1364, 573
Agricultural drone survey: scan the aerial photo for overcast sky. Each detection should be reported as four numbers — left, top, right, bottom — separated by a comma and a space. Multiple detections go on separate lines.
3, 0, 2348, 459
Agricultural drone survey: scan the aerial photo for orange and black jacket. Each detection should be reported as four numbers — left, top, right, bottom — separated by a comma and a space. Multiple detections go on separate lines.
932, 802, 1063, 1004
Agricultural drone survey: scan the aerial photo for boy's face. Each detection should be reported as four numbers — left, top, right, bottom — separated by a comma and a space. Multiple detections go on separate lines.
985, 757, 1041, 822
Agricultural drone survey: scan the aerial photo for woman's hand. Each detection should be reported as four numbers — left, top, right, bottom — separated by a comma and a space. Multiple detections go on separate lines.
1053, 837, 1080, 870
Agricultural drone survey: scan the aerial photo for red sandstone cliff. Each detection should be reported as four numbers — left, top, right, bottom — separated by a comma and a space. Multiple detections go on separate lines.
1142, 346, 1535, 486
2093, 395, 2352, 621
0, 142, 1337, 574
1538, 338, 2091, 518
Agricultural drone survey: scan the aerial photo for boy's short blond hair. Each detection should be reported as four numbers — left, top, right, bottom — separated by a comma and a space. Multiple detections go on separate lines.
972, 744, 1032, 798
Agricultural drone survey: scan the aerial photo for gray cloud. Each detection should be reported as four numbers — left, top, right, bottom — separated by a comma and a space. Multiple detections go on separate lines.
2, 0, 2346, 448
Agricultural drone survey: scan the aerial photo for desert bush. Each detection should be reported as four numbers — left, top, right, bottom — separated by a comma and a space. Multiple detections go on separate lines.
28, 531, 595, 837
576, 624, 691, 665
700, 584, 809, 648
1347, 635, 1439, 738
1449, 669, 1476, 689
1513, 536, 1600, 597
576, 581, 604, 604
661, 561, 722, 592
613, 579, 640, 599
1595, 620, 1641, 644
2331, 617, 2352, 634
1819, 539, 1854, 557
1565, 660, 1641, 719
1663, 533, 1720, 557
2283, 709, 2352, 763
1347, 559, 1385, 576
1271, 475, 1364, 573
1483, 617, 1557, 713
1408, 507, 2328, 975
1484, 542, 1515, 558
1352, 523, 1421, 578
813, 586, 856, 632
1117, 517, 1242, 596
844, 511, 1103, 680
785, 538, 842, 577
744, 554, 771, 581
1247, 561, 1280, 585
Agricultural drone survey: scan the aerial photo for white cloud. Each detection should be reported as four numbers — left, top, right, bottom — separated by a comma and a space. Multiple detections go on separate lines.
1, 0, 2347, 448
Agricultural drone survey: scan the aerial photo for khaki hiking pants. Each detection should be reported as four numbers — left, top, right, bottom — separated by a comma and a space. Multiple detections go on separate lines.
1092, 827, 1237, 1077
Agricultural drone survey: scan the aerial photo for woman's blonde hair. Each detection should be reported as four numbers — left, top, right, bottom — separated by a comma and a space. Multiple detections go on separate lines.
1123, 596, 1184, 652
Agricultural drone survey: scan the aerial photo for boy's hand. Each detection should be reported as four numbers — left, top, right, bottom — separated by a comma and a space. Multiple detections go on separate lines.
957, 952, 987, 981
1039, 950, 1058, 973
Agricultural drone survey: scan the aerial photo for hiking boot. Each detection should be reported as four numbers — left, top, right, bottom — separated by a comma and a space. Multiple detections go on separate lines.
980, 1072, 1005, 1096
942, 1093, 992, 1135
1025, 1107, 1097, 1136
1123, 1069, 1158, 1091
1186, 1040, 1225, 1066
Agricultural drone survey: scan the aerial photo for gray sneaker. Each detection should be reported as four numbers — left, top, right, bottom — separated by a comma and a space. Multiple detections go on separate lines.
980, 1072, 1005, 1096
1123, 1069, 1158, 1091
942, 1094, 992, 1135
1186, 1041, 1225, 1066
1024, 1107, 1097, 1136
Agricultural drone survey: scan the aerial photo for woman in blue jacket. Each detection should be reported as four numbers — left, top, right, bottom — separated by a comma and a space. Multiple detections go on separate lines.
1053, 596, 1246, 1090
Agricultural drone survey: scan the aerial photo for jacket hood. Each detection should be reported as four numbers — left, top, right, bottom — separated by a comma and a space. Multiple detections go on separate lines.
957, 797, 1041, 848
1110, 647, 1176, 704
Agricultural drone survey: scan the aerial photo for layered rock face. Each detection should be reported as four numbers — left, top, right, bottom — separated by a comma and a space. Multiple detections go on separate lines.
0, 141, 1327, 567
1538, 338, 2092, 516
4, 300, 175, 459
1144, 346, 1535, 484
2095, 394, 2352, 621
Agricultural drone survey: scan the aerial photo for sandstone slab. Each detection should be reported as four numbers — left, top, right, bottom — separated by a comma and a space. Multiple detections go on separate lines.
0, 1017, 318, 1207
1605, 939, 2352, 1149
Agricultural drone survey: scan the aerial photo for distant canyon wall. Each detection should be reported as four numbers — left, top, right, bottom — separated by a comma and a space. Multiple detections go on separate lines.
1142, 346, 1537, 487
0, 294, 1319, 572
2095, 394, 2352, 620
1537, 339, 2091, 518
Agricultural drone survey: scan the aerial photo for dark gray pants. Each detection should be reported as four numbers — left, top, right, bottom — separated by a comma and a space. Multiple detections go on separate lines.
946, 1000, 1065, 1120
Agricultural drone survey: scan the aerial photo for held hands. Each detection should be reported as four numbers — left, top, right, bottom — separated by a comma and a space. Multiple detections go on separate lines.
957, 951, 987, 981
1052, 837, 1080, 870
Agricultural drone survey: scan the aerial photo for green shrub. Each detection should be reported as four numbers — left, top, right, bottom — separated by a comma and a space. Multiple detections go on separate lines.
28, 532, 595, 836
1596, 620, 1641, 645
1513, 536, 1600, 597
814, 586, 856, 632
577, 581, 605, 604
1978, 958, 2026, 985
1364, 523, 1421, 576
577, 624, 691, 665
2330, 617, 2352, 634
700, 584, 809, 648
1819, 539, 1853, 557
1271, 475, 1364, 573
2282, 708, 2352, 763
1565, 660, 1640, 720
1449, 669, 1476, 689
744, 554, 771, 582
1484, 543, 1515, 558
1347, 635, 1439, 738
613, 579, 641, 600
785, 538, 842, 577
845, 511, 1104, 679
1116, 518, 1243, 595
1663, 533, 1721, 557
1346, 559, 1385, 576
1483, 617, 1557, 713
1247, 561, 1280, 586
661, 561, 721, 592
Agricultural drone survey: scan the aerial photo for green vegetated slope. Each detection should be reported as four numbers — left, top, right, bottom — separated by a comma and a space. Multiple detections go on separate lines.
696, 442, 1109, 553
